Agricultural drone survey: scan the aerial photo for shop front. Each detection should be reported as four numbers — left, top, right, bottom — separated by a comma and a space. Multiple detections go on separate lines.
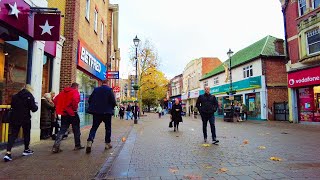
76, 40, 107, 126
0, 0, 62, 145
181, 89, 199, 116
200, 76, 265, 120
288, 66, 320, 123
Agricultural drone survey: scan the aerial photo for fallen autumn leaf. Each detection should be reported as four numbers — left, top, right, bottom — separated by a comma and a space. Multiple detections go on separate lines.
270, 156, 282, 161
258, 146, 266, 150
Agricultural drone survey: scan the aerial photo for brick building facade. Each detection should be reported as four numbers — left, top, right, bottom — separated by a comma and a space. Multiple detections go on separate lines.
281, 0, 320, 123
56, 0, 120, 125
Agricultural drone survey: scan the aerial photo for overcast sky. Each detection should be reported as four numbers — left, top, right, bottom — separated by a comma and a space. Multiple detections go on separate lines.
110, 0, 285, 79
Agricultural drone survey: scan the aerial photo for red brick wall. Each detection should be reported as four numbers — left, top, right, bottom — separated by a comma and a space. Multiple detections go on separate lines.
288, 38, 300, 64
201, 58, 222, 75
285, 1, 299, 38
267, 88, 288, 120
263, 57, 288, 120
60, 0, 80, 91
263, 58, 287, 86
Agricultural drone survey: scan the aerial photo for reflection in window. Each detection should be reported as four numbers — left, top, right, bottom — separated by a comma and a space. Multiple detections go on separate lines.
0, 36, 29, 104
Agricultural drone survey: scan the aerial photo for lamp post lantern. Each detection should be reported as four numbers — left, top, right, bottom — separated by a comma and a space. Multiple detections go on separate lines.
133, 35, 140, 124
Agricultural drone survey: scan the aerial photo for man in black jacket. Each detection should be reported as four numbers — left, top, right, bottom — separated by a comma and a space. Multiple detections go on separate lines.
86, 80, 116, 153
4, 85, 38, 162
196, 86, 219, 144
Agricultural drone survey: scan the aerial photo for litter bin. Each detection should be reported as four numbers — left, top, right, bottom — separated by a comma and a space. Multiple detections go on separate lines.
223, 107, 235, 122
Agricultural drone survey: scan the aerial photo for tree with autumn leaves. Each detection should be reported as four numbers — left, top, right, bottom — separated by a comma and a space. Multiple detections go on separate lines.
130, 39, 169, 109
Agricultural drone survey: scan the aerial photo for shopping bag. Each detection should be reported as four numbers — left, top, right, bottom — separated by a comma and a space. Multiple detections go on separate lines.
169, 121, 173, 128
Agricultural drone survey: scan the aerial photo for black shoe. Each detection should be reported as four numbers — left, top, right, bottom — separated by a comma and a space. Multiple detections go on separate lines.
204, 139, 207, 143
174, 128, 176, 132
52, 146, 62, 153
74, 146, 85, 150
3, 153, 12, 162
212, 139, 219, 144
22, 149, 34, 156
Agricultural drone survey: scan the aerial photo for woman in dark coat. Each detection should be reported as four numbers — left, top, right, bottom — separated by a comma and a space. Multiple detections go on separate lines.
170, 98, 183, 132
119, 104, 125, 119
40, 93, 55, 139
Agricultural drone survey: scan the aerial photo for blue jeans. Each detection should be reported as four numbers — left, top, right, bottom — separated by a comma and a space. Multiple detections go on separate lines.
54, 113, 81, 147
126, 111, 132, 120
201, 114, 216, 140
87, 114, 112, 143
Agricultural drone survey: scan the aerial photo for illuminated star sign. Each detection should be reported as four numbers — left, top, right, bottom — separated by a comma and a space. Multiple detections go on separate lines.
8, 2, 20, 19
39, 20, 54, 35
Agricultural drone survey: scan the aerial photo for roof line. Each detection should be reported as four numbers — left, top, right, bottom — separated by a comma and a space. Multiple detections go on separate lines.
261, 35, 270, 55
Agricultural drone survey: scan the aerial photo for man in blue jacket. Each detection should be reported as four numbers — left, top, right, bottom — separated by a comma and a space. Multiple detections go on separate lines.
86, 80, 116, 153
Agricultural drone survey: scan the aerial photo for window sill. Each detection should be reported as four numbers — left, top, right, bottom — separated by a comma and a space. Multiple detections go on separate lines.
85, 16, 90, 23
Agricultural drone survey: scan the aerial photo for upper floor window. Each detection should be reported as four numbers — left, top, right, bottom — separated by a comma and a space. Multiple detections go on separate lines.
306, 28, 320, 55
94, 9, 98, 33
299, 0, 307, 16
100, 22, 104, 42
85, 0, 90, 21
203, 80, 208, 87
314, 0, 320, 9
243, 65, 253, 78
213, 77, 219, 85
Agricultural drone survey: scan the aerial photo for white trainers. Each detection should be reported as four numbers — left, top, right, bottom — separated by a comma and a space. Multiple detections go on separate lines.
22, 149, 34, 156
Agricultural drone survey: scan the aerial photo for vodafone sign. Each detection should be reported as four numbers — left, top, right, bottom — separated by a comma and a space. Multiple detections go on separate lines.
288, 66, 320, 88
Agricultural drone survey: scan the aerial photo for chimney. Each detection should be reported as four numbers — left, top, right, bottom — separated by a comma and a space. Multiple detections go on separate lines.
274, 39, 285, 55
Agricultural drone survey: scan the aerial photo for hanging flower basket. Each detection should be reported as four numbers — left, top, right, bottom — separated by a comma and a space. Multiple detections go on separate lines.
132, 84, 139, 90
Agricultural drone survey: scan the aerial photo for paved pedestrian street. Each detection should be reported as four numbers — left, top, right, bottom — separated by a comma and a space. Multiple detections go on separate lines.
0, 119, 133, 180
100, 113, 320, 180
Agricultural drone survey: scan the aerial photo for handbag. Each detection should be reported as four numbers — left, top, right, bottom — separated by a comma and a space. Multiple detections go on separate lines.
169, 121, 173, 128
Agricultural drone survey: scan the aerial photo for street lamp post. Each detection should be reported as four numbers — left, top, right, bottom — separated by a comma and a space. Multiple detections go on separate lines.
133, 35, 140, 124
227, 48, 235, 120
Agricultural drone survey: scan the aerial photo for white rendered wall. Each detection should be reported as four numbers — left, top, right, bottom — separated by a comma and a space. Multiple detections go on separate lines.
30, 41, 45, 143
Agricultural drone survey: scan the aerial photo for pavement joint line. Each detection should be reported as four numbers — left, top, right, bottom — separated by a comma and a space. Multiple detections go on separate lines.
94, 122, 135, 179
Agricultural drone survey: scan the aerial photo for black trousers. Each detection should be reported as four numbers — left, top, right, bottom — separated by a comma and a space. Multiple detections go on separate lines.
174, 121, 179, 129
50, 120, 60, 136
201, 114, 216, 140
53, 114, 81, 147
87, 114, 112, 143
7, 123, 31, 151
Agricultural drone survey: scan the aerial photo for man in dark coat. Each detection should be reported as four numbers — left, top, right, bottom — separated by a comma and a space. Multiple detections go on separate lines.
196, 86, 219, 144
4, 85, 38, 162
86, 80, 116, 153
170, 98, 183, 132
132, 102, 139, 121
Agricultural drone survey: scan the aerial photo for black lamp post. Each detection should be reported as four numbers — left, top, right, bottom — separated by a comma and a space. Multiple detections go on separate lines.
227, 48, 235, 119
133, 35, 140, 124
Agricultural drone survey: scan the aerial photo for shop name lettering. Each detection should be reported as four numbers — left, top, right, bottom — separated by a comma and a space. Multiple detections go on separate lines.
295, 76, 320, 84
80, 47, 101, 73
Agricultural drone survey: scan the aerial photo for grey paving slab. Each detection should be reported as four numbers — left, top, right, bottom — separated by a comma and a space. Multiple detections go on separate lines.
101, 113, 320, 179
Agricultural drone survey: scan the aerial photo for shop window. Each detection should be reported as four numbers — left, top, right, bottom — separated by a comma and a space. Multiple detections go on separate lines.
94, 9, 98, 33
245, 93, 261, 119
314, 0, 320, 9
306, 29, 320, 55
298, 0, 307, 16
85, 0, 91, 21
0, 36, 29, 105
42, 54, 52, 96
76, 71, 98, 126
243, 65, 253, 78
298, 86, 320, 122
